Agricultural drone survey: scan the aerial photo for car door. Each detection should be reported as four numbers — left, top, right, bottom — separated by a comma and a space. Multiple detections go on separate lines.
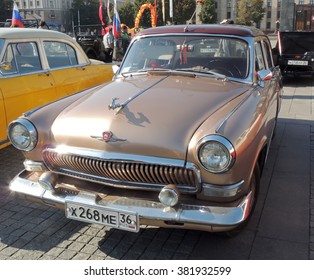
0, 41, 57, 148
255, 40, 279, 132
43, 41, 102, 98
0, 90, 7, 148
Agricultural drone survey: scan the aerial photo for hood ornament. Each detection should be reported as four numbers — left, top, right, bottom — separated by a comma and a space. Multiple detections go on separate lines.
107, 77, 167, 115
90, 131, 126, 143
108, 98, 123, 114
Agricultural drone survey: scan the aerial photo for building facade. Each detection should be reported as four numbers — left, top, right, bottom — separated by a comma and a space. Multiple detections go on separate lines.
13, 0, 314, 33
215, 0, 314, 33
14, 0, 73, 31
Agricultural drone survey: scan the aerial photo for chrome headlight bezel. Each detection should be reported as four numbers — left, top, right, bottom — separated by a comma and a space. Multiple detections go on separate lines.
197, 135, 235, 173
7, 118, 37, 151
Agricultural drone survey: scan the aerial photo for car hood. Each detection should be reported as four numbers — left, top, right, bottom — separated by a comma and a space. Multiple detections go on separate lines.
51, 74, 250, 159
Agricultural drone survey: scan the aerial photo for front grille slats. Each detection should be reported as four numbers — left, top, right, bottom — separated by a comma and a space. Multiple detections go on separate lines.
43, 150, 199, 193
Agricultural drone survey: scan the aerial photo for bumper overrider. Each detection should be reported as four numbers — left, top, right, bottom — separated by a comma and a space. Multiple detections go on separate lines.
9, 169, 252, 233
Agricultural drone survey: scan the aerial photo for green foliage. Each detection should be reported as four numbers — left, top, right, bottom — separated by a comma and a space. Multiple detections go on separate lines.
119, 1, 135, 27
173, 0, 196, 24
237, 0, 265, 26
70, 0, 200, 28
200, 0, 217, 24
71, 0, 101, 25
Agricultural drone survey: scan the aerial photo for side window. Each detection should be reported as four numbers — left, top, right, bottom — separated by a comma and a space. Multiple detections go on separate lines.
0, 45, 17, 75
1, 42, 41, 75
255, 42, 265, 71
261, 40, 273, 69
43, 41, 78, 68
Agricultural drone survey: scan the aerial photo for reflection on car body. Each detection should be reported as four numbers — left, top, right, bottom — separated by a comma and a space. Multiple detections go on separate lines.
8, 24, 282, 234
0, 28, 114, 149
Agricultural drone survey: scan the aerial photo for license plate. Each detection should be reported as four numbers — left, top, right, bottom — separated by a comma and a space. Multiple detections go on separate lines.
65, 201, 139, 232
288, 60, 308, 66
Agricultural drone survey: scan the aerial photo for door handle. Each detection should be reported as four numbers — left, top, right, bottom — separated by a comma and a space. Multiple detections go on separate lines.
38, 71, 50, 77
76, 66, 86, 70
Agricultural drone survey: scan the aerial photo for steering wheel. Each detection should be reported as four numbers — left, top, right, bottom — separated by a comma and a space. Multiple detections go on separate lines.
206, 59, 242, 78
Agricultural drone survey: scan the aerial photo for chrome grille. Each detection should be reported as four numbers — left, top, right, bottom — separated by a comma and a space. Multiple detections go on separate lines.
42, 149, 199, 193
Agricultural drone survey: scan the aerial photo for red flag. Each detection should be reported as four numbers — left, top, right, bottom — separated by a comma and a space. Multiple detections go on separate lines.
99, 1, 106, 35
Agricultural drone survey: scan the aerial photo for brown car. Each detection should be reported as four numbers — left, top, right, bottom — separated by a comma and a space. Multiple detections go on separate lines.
8, 24, 282, 234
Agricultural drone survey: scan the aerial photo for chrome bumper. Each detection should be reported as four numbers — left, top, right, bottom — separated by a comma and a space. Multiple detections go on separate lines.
9, 171, 251, 232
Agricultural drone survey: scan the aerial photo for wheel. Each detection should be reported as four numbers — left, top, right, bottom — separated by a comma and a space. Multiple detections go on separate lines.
206, 59, 242, 77
87, 52, 97, 60
219, 163, 260, 237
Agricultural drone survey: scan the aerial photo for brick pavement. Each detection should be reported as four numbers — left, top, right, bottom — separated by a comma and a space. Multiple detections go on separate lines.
0, 77, 313, 260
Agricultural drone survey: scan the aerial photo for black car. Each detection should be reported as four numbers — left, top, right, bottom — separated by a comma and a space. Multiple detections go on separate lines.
274, 31, 314, 76
74, 25, 107, 62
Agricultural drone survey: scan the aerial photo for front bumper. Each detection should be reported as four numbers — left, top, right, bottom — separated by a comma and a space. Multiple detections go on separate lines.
10, 170, 252, 232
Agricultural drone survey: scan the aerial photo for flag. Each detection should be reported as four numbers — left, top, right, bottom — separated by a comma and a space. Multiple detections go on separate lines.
11, 2, 24, 27
113, 0, 121, 38
99, 1, 106, 35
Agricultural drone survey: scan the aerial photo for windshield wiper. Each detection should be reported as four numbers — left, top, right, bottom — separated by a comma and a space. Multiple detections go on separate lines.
175, 67, 228, 80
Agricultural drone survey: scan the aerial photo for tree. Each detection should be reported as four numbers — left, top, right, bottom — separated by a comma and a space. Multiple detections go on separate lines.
199, 0, 217, 24
173, 0, 196, 24
71, 0, 101, 26
118, 1, 135, 28
237, 0, 265, 26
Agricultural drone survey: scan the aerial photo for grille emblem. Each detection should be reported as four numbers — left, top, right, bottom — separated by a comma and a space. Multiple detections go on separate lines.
102, 131, 112, 142
90, 131, 126, 143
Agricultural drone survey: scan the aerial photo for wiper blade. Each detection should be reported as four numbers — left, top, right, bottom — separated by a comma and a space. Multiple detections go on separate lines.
175, 67, 228, 80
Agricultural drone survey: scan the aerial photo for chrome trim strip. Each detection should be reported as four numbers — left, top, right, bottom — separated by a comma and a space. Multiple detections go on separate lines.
47, 146, 187, 167
202, 180, 244, 197
215, 90, 251, 134
10, 173, 251, 228
110, 76, 168, 114
23, 160, 47, 172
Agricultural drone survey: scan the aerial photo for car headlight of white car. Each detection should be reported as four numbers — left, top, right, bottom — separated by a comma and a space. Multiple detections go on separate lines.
197, 135, 235, 173
7, 118, 37, 151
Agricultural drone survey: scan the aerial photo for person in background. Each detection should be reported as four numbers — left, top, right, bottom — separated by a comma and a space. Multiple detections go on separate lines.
121, 25, 130, 55
38, 20, 49, 29
103, 27, 114, 62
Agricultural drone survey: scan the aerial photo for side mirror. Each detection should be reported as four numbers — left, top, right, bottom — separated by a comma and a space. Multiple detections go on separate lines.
258, 69, 273, 81
257, 69, 273, 87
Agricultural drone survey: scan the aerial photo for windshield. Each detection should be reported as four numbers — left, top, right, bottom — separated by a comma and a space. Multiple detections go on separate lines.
120, 35, 249, 79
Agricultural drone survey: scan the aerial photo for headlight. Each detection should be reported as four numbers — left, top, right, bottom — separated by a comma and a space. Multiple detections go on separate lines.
7, 118, 37, 151
197, 135, 235, 173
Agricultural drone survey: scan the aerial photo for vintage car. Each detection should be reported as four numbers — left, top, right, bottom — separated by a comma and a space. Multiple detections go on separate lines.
0, 28, 113, 149
8, 24, 282, 233
274, 31, 314, 76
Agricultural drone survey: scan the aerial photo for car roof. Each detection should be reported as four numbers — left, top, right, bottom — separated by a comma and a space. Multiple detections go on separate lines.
137, 24, 266, 38
0, 28, 73, 40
